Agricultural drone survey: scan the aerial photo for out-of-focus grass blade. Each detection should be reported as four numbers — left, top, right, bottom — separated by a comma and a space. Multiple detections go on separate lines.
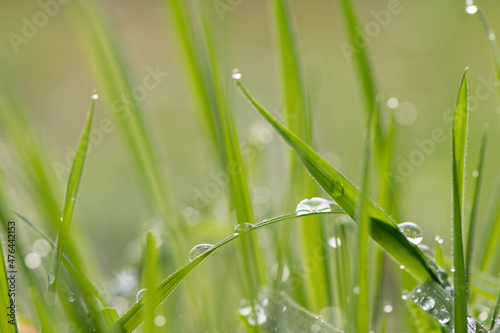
408, 280, 487, 332
480, 174, 500, 273
236, 80, 438, 283
473, 4, 500, 111
272, 0, 331, 311
50, 96, 96, 292
451, 70, 469, 332
112, 210, 345, 332
240, 289, 342, 332
338, 0, 383, 156
465, 129, 487, 283
143, 232, 157, 332
72, 0, 179, 236
354, 100, 379, 332
102, 308, 120, 327
491, 279, 500, 330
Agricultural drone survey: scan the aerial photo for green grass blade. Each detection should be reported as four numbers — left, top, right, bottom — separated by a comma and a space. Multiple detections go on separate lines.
451, 69, 469, 333
236, 80, 438, 282
408, 280, 487, 332
465, 129, 487, 284
143, 232, 157, 332
338, 0, 384, 156
112, 210, 345, 332
491, 278, 500, 330
480, 174, 500, 273
474, 4, 500, 112
354, 100, 379, 332
50, 96, 96, 293
102, 308, 120, 327
272, 0, 331, 311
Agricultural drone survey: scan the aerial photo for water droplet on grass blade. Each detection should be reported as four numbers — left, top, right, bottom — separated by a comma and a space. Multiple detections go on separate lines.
465, 1, 478, 14
420, 296, 435, 310
238, 299, 267, 326
436, 309, 450, 323
136, 289, 146, 303
310, 324, 321, 332
295, 197, 340, 216
383, 305, 393, 313
234, 223, 254, 235
467, 316, 476, 332
67, 293, 76, 303
398, 222, 423, 244
188, 244, 213, 261
91, 93, 99, 100
232, 68, 242, 80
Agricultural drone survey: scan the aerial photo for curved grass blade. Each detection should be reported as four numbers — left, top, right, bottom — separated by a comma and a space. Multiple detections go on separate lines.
451, 70, 469, 332
272, 0, 331, 311
465, 129, 487, 285
235, 80, 438, 283
240, 289, 342, 332
491, 279, 500, 331
111, 210, 345, 332
49, 96, 96, 294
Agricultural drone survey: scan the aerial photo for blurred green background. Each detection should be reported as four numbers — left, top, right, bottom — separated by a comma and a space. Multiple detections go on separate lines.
1, 0, 500, 330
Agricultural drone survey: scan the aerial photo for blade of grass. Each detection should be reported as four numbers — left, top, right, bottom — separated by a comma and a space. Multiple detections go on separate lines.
143, 232, 157, 333
49, 95, 96, 294
451, 69, 469, 333
354, 100, 379, 332
491, 277, 500, 331
479, 172, 500, 273
473, 4, 500, 113
112, 210, 345, 332
236, 79, 439, 282
338, 0, 384, 157
273, 0, 331, 311
465, 129, 487, 287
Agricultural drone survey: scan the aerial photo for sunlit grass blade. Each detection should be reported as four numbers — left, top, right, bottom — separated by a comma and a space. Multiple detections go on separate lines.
50, 96, 96, 293
465, 129, 487, 285
479, 173, 500, 273
236, 80, 438, 282
272, 0, 331, 311
451, 69, 469, 333
112, 210, 345, 332
354, 100, 379, 332
102, 308, 120, 327
338, 0, 384, 156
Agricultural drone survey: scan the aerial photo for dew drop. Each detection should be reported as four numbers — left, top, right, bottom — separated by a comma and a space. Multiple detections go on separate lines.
25, 252, 41, 269
472, 170, 480, 177
295, 197, 340, 216
436, 309, 450, 323
136, 288, 146, 303
478, 311, 488, 322
310, 324, 321, 332
400, 265, 405, 270
383, 305, 393, 313
282, 306, 287, 312
420, 296, 435, 311
387, 97, 399, 109
91, 93, 99, 100
67, 293, 76, 303
234, 223, 254, 235
48, 270, 56, 285
353, 286, 360, 294
465, 2, 478, 14
467, 316, 477, 333
315, 315, 324, 322
401, 290, 409, 300
436, 269, 449, 282
232, 68, 242, 80
398, 222, 423, 244
489, 33, 496, 41
238, 299, 267, 326
451, 266, 456, 273
328, 237, 341, 248
188, 244, 214, 261
435, 235, 444, 244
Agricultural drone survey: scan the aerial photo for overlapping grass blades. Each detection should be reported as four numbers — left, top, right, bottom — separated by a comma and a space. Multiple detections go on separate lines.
236, 80, 439, 283
451, 70, 469, 332
272, 0, 331, 311
112, 210, 345, 332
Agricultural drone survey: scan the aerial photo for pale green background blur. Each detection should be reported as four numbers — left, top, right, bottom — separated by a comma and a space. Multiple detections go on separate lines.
1, 0, 500, 286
